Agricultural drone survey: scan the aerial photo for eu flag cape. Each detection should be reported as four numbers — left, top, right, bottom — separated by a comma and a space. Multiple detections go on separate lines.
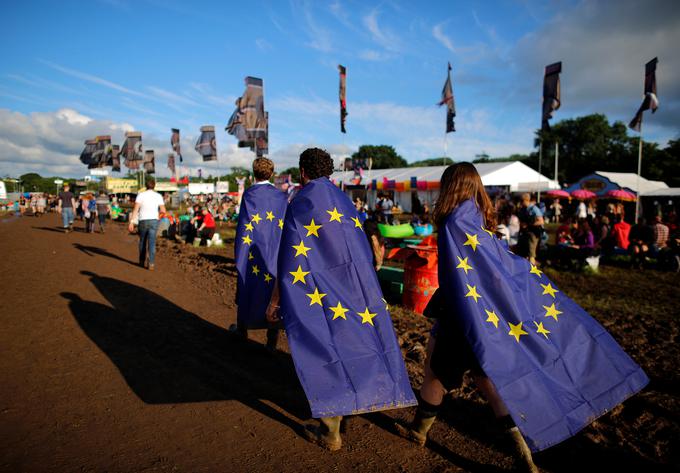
278, 178, 416, 418
235, 183, 288, 329
438, 200, 648, 452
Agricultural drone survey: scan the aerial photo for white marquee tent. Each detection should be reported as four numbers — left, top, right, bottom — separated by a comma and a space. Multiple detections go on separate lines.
330, 161, 559, 212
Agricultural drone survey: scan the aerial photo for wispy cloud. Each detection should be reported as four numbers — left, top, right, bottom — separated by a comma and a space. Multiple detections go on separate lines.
255, 38, 273, 51
293, 0, 334, 52
39, 59, 145, 97
147, 86, 199, 107
432, 23, 455, 52
363, 9, 403, 53
358, 49, 390, 61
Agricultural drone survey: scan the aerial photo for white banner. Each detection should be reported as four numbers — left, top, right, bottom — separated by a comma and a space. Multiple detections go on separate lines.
188, 183, 215, 195
215, 181, 230, 193
89, 168, 110, 176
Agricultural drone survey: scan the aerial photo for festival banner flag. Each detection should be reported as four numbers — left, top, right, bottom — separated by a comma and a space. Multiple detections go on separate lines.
542, 62, 562, 131
629, 57, 659, 132
171, 128, 183, 162
110, 145, 121, 172
277, 177, 417, 417
226, 76, 268, 155
120, 131, 143, 170
438, 62, 456, 133
143, 150, 155, 174
90, 135, 112, 169
167, 153, 176, 175
195, 126, 217, 161
80, 139, 97, 166
338, 65, 347, 133
437, 199, 648, 452
234, 184, 288, 328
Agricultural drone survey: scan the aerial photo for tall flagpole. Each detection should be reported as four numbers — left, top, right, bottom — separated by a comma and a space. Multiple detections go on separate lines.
635, 124, 643, 223
537, 138, 543, 203
443, 133, 448, 165
554, 140, 559, 184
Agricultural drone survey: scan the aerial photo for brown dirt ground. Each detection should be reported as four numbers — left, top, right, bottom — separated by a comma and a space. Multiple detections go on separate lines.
0, 213, 678, 472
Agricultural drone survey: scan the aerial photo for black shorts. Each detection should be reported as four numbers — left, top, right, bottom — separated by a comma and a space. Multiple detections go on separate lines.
425, 290, 484, 391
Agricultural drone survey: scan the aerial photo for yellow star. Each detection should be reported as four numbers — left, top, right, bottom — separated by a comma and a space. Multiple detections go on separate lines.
351, 216, 363, 230
278, 218, 284, 229
541, 282, 559, 298
327, 207, 344, 223
484, 309, 500, 328
357, 307, 378, 326
456, 256, 474, 274
292, 240, 312, 257
244, 222, 254, 232
289, 265, 310, 285
303, 218, 322, 238
463, 232, 481, 251
251, 264, 260, 276
482, 226, 495, 237
251, 213, 262, 224
534, 321, 551, 338
242, 234, 252, 245
543, 303, 562, 321
306, 287, 326, 306
465, 284, 482, 303
248, 251, 254, 260
266, 211, 275, 221
508, 322, 528, 343
530, 264, 543, 277
382, 297, 389, 312
329, 301, 349, 320
264, 273, 273, 283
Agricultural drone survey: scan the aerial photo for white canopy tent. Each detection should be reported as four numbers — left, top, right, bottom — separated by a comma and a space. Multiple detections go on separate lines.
331, 161, 559, 212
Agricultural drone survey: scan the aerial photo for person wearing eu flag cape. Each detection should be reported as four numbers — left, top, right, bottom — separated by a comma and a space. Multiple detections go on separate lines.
396, 163, 648, 472
265, 148, 416, 451
232, 157, 288, 351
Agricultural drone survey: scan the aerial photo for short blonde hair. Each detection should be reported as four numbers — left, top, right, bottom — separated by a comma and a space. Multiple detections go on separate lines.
253, 157, 274, 181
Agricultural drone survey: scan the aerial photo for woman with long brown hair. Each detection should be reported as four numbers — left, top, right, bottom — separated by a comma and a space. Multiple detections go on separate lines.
397, 163, 538, 471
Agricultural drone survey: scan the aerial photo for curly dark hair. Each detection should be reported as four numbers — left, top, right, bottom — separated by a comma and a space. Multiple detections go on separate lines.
299, 147, 334, 180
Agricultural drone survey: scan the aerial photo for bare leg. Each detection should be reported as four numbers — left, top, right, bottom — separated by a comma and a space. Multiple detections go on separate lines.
473, 374, 509, 418
420, 335, 447, 406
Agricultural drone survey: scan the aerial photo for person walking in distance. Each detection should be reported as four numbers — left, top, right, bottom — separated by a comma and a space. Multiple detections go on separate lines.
128, 178, 166, 270
95, 191, 111, 233
57, 182, 76, 233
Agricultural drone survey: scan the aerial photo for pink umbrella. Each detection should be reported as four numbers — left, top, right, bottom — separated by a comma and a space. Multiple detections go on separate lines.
545, 189, 570, 198
571, 189, 596, 199
606, 189, 637, 201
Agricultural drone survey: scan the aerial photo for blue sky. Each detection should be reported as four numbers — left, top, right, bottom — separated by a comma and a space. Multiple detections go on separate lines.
1, 0, 678, 178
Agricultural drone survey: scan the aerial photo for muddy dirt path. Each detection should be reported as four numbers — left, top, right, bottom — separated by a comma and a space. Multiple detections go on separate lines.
0, 214, 675, 472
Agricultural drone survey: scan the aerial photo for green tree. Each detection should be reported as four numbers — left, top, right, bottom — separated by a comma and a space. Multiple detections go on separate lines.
409, 157, 453, 167
351, 145, 407, 169
280, 167, 301, 183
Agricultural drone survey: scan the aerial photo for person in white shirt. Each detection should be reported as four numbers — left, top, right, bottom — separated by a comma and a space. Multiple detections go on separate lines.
128, 178, 166, 270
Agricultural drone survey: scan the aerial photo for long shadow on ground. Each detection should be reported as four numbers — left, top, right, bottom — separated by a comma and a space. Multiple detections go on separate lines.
73, 243, 138, 266
62, 271, 308, 435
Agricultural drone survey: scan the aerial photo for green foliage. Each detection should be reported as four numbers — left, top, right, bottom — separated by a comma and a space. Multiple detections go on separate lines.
280, 167, 301, 183
351, 145, 407, 169
522, 114, 680, 186
409, 157, 453, 167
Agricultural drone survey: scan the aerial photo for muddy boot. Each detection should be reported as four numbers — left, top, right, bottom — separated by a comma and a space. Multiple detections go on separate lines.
228, 323, 248, 339
507, 426, 539, 473
303, 416, 342, 451
395, 410, 436, 446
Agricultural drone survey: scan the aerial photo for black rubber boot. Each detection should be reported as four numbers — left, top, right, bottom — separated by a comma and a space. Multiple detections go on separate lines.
395, 410, 437, 446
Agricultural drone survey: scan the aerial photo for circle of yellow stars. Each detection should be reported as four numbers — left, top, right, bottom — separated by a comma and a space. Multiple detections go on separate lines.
240, 209, 285, 284
455, 226, 565, 344
285, 204, 379, 327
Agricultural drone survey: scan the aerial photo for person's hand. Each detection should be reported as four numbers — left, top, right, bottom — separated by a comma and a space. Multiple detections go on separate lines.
265, 303, 280, 323
57, 207, 62, 214
128, 222, 135, 233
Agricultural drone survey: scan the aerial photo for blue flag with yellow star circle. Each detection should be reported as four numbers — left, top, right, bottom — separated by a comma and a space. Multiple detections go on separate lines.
235, 183, 288, 329
278, 177, 417, 418
438, 199, 648, 452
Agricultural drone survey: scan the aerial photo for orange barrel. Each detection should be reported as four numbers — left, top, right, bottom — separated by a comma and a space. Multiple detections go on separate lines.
402, 243, 438, 315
